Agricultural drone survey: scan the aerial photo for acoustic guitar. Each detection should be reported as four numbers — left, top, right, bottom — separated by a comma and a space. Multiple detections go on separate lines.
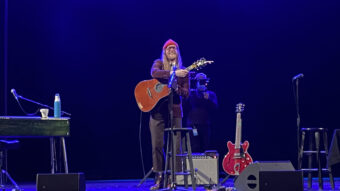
222, 103, 253, 175
134, 58, 213, 112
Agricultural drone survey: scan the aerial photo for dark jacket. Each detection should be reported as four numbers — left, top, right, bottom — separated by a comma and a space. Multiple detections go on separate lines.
150, 59, 189, 118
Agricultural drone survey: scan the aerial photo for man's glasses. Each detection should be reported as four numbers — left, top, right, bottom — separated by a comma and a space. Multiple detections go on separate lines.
197, 80, 209, 85
166, 46, 177, 51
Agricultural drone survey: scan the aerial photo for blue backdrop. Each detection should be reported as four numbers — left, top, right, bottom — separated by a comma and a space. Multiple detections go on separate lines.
1, 0, 339, 181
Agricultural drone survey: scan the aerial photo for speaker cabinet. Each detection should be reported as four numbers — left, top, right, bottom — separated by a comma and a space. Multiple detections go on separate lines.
234, 161, 303, 191
37, 173, 85, 191
177, 152, 219, 185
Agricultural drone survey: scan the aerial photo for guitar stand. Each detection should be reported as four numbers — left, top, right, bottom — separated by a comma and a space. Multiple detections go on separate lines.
219, 174, 231, 187
137, 167, 153, 187
217, 174, 238, 191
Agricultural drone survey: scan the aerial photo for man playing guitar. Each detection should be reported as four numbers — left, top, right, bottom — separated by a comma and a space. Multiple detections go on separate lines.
148, 39, 189, 190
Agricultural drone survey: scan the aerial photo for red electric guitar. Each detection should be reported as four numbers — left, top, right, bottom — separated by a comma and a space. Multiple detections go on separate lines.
222, 103, 253, 175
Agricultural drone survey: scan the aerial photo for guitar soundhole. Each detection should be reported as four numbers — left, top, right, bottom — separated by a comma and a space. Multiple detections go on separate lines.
154, 83, 164, 93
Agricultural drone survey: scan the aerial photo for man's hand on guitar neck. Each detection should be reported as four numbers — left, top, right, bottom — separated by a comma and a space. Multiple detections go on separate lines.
170, 69, 188, 78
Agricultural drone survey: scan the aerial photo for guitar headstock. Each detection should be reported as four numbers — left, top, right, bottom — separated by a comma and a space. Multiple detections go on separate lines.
235, 103, 245, 113
190, 58, 214, 71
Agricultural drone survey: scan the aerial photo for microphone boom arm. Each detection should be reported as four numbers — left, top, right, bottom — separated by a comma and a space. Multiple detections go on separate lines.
13, 90, 71, 116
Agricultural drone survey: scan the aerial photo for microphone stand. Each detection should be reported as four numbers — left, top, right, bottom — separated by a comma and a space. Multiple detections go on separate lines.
164, 67, 178, 190
294, 78, 301, 169
138, 69, 178, 189
14, 92, 71, 116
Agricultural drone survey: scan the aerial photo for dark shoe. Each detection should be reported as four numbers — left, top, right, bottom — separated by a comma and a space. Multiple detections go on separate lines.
150, 173, 163, 190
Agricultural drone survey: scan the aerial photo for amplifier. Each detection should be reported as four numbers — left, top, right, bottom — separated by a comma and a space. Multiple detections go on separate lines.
176, 152, 219, 185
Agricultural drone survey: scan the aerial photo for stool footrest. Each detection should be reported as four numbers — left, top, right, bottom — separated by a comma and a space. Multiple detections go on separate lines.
176, 153, 188, 157
301, 168, 330, 172
175, 172, 191, 176
166, 169, 197, 175
165, 170, 191, 175
303, 151, 326, 154
164, 128, 193, 132
301, 127, 326, 131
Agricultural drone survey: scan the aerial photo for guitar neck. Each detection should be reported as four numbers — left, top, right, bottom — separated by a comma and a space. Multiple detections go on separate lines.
235, 113, 242, 149
185, 64, 195, 71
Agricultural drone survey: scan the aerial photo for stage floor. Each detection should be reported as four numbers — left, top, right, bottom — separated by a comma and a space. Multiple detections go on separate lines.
11, 178, 340, 191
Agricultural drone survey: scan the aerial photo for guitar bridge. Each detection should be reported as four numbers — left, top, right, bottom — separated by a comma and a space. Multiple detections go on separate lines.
147, 88, 153, 99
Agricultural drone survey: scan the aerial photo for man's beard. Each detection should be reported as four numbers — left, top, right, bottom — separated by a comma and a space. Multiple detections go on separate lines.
167, 55, 177, 62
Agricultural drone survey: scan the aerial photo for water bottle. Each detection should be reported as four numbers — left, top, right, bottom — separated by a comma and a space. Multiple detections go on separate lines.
54, 93, 61, 118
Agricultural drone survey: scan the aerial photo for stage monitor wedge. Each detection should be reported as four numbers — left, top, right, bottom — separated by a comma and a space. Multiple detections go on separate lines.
36, 173, 85, 191
234, 161, 303, 191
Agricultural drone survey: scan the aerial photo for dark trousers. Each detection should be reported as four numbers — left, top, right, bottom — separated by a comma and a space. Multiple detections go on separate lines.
190, 124, 211, 153
149, 115, 182, 173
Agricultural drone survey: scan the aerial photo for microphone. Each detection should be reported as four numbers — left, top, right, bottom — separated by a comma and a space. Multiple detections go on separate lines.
292, 73, 304, 81
11, 89, 19, 101
168, 66, 177, 88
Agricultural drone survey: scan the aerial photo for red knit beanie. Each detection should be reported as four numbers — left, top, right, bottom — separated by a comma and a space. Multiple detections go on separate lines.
163, 39, 178, 50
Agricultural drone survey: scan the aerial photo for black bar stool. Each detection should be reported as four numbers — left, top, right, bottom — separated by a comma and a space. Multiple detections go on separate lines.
298, 127, 334, 190
0, 140, 21, 191
163, 127, 196, 190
